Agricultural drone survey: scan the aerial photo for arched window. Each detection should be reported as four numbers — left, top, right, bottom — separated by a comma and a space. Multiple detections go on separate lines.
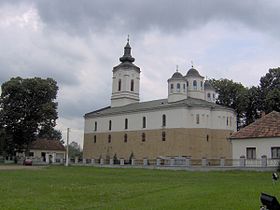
226, 117, 229, 126
130, 80, 134, 91
193, 80, 197, 90
125, 118, 128, 129
187, 81, 189, 87
206, 134, 209, 142
207, 93, 211, 98
142, 117, 146, 128
94, 135, 97, 143
213, 93, 215, 99
162, 131, 166, 141
162, 114, 166, 127
183, 84, 186, 91
94, 121, 97, 131
200, 81, 203, 87
142, 133, 146, 142
177, 83, 180, 91
108, 134, 111, 143
196, 114, 200, 124
124, 133, 128, 143
118, 79, 121, 91
109, 120, 112, 130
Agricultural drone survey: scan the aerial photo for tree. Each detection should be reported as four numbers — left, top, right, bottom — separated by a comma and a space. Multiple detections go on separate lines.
68, 141, 83, 159
209, 79, 248, 129
258, 67, 280, 113
37, 127, 63, 143
244, 86, 261, 125
0, 77, 58, 156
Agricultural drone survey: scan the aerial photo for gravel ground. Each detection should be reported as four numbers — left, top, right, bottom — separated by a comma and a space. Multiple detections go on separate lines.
0, 164, 46, 170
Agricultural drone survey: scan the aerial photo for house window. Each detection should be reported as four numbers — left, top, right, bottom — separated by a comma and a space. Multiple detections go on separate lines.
130, 80, 134, 91
29, 152, 34, 157
177, 83, 180, 91
109, 120, 112, 130
94, 135, 97, 143
162, 114, 166, 127
246, 147, 256, 159
162, 131, 166, 141
94, 122, 97, 131
118, 79, 121, 91
193, 80, 197, 90
125, 118, 128, 129
196, 114, 200, 124
271, 147, 280, 159
142, 133, 146, 142
108, 135, 111, 143
142, 117, 146, 128
124, 134, 128, 143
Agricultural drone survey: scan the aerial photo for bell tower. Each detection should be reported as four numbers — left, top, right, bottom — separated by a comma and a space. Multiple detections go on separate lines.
111, 38, 140, 107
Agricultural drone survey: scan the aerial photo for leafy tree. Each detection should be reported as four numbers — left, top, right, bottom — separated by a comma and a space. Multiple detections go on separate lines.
209, 79, 248, 129
0, 77, 58, 156
68, 141, 83, 159
37, 127, 64, 143
258, 67, 280, 113
244, 86, 260, 125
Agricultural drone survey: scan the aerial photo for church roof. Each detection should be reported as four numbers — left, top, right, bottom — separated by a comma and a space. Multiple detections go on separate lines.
85, 97, 234, 118
186, 68, 204, 78
204, 80, 215, 90
171, 72, 184, 79
230, 111, 280, 139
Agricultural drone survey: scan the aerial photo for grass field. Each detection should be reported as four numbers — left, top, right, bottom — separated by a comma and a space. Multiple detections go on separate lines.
0, 166, 279, 210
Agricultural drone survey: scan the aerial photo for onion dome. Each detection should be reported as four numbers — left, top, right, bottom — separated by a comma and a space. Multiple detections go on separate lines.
119, 40, 135, 63
171, 72, 184, 79
186, 68, 203, 78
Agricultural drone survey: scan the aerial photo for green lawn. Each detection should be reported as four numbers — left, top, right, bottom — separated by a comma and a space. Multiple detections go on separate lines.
0, 166, 279, 210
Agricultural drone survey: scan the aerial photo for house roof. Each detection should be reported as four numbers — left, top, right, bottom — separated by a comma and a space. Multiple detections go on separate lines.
230, 111, 280, 139
30, 139, 66, 151
85, 97, 234, 118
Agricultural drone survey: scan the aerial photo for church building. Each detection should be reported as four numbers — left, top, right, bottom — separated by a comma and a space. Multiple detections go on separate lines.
83, 40, 236, 161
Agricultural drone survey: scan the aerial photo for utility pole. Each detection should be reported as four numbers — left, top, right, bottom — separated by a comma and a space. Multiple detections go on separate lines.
65, 128, 70, 166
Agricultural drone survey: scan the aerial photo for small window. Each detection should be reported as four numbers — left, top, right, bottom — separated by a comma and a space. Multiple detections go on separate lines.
142, 133, 146, 142
130, 80, 134, 91
226, 117, 229, 126
162, 114, 166, 127
94, 122, 97, 131
206, 134, 209, 142
124, 134, 128, 143
187, 81, 189, 87
271, 147, 280, 159
118, 79, 121, 91
171, 84, 174, 89
108, 135, 111, 143
213, 93, 215, 99
109, 120, 112, 130
207, 93, 211, 98
94, 135, 97, 143
196, 114, 199, 124
125, 118, 128, 129
200, 81, 203, 87
193, 80, 197, 87
183, 84, 186, 91
142, 117, 146, 128
29, 152, 34, 157
246, 147, 256, 159
162, 131, 166, 141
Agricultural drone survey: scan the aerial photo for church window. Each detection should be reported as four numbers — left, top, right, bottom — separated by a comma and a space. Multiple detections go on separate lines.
162, 114, 166, 127
162, 131, 166, 141
118, 79, 121, 91
142, 133, 146, 142
109, 120, 112, 130
200, 81, 203, 87
187, 81, 189, 87
130, 80, 134, 91
94, 121, 97, 131
207, 93, 211, 98
196, 114, 199, 124
206, 134, 209, 142
177, 83, 180, 92
124, 133, 128, 143
193, 80, 197, 90
170, 84, 174, 93
142, 117, 146, 128
125, 118, 128, 129
226, 117, 229, 126
108, 134, 111, 143
213, 93, 215, 99
94, 135, 96, 143
183, 84, 186, 91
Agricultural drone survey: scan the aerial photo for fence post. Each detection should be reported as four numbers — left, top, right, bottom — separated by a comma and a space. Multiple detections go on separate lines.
83, 158, 86, 164
143, 158, 148, 166
186, 157, 191, 167
75, 157, 78, 164
261, 155, 267, 167
202, 157, 207, 167
120, 158, 124, 166
239, 156, 245, 167
91, 158, 95, 165
156, 158, 161, 166
170, 158, 175, 166
110, 158, 114, 165
220, 157, 225, 167
100, 158, 104, 165
131, 158, 135, 166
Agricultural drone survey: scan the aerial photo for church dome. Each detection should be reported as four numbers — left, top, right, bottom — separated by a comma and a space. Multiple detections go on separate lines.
186, 68, 203, 78
171, 72, 184, 79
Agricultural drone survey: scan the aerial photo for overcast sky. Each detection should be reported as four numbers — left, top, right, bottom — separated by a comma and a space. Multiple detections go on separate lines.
0, 0, 279, 146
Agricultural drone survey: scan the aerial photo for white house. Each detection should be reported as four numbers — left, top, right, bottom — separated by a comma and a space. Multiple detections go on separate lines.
230, 111, 280, 161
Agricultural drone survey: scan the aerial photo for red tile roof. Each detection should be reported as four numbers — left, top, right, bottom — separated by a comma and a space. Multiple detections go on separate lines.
230, 111, 280, 139
30, 139, 66, 151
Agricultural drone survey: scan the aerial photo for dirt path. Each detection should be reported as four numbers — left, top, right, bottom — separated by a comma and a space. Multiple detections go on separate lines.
0, 164, 47, 170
